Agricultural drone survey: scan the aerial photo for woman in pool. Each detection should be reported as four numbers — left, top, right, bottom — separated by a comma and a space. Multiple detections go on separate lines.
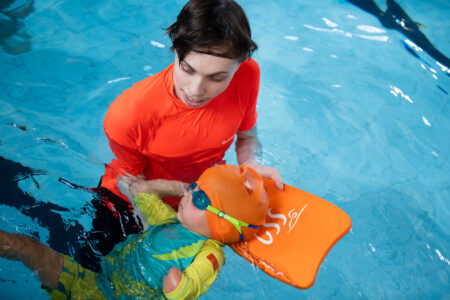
79, 0, 284, 271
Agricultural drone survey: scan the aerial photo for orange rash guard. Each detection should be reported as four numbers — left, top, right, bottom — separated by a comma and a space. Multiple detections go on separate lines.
102, 59, 260, 204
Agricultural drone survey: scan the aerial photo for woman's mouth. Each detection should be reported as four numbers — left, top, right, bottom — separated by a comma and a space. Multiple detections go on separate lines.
183, 93, 207, 108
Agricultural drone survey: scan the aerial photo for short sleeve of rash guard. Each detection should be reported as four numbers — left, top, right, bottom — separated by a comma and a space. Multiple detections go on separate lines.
237, 59, 260, 131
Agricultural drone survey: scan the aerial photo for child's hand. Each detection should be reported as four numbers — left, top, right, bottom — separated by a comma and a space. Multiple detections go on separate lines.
163, 267, 183, 294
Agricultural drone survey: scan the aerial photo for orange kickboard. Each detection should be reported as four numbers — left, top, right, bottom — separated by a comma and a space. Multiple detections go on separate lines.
231, 179, 351, 289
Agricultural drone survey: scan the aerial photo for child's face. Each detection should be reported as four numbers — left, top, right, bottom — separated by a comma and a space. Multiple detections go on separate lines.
177, 187, 213, 239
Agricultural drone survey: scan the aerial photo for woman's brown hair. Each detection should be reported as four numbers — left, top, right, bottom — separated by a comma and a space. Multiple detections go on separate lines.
166, 0, 258, 63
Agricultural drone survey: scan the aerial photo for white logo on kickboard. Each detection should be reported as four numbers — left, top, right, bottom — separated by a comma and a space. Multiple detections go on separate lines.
255, 204, 308, 245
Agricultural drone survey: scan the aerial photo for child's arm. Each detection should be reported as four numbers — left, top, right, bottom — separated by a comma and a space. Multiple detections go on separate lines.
163, 240, 225, 300
133, 193, 176, 225
118, 176, 183, 225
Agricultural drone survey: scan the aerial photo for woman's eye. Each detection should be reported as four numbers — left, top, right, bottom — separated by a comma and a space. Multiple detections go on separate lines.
210, 77, 226, 82
182, 66, 194, 74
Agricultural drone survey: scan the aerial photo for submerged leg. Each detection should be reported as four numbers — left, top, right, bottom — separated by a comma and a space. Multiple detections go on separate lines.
0, 230, 63, 289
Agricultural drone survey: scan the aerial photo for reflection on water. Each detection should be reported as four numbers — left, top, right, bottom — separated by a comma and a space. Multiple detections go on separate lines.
0, 0, 34, 54
347, 0, 450, 68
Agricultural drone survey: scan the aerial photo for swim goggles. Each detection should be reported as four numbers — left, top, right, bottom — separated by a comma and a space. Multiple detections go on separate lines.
188, 182, 259, 241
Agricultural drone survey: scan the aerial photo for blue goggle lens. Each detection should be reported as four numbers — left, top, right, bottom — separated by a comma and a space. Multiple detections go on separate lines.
188, 182, 211, 210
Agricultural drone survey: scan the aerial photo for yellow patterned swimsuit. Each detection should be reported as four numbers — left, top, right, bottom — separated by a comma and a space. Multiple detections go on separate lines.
50, 193, 224, 300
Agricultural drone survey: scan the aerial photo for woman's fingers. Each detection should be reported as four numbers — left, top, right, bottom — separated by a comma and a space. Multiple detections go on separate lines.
252, 165, 285, 190
268, 169, 284, 190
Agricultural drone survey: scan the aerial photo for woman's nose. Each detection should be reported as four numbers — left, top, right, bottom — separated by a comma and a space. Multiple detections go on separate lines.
189, 76, 206, 98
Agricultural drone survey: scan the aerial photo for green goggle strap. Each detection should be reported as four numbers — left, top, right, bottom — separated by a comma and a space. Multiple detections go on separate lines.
206, 205, 259, 241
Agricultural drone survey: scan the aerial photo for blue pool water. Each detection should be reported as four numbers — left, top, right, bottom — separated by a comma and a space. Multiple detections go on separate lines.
1, 0, 449, 299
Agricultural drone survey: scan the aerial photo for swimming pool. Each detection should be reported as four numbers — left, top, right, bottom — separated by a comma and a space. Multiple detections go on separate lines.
0, 0, 449, 298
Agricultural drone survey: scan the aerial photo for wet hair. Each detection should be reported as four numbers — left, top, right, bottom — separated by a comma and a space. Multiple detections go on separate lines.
166, 0, 258, 63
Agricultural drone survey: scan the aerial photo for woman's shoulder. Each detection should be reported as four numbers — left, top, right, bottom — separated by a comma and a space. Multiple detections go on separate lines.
104, 65, 173, 137
115, 66, 171, 108
236, 58, 260, 78
231, 58, 260, 91
106, 66, 173, 116
228, 58, 260, 105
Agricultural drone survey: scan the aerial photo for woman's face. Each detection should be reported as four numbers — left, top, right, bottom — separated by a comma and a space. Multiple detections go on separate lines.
173, 50, 240, 108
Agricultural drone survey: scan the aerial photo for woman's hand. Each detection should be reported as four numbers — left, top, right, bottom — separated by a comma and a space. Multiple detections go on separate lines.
117, 174, 143, 200
246, 162, 284, 190
123, 174, 150, 198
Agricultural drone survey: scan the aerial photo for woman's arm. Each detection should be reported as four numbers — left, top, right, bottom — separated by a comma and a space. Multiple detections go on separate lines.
235, 126, 262, 165
108, 137, 188, 199
119, 175, 188, 199
107, 137, 147, 176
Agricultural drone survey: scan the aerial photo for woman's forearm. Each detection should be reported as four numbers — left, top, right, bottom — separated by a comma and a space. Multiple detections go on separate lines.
235, 127, 262, 166
134, 179, 188, 198
235, 127, 285, 189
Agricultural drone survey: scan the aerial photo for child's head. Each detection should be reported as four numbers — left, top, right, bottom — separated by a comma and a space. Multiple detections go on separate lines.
177, 165, 269, 243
